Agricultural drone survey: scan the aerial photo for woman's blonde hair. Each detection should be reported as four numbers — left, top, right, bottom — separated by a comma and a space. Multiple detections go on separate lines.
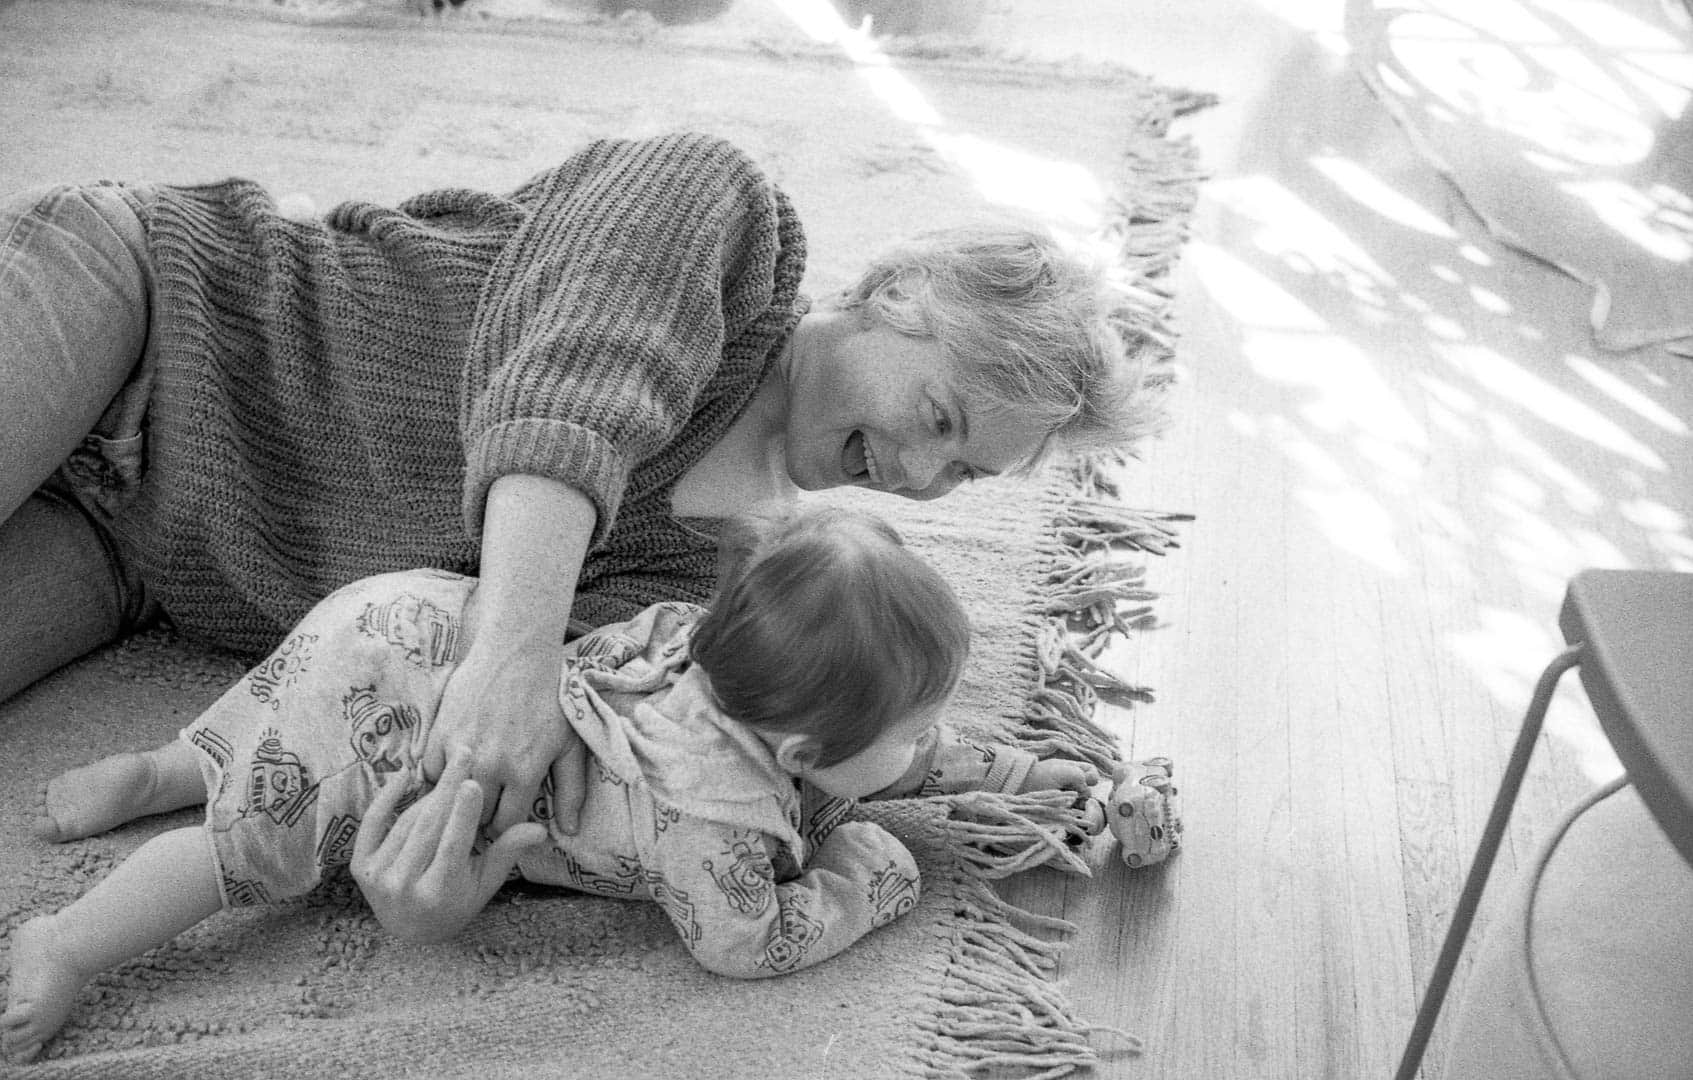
690, 505, 969, 769
832, 223, 1170, 469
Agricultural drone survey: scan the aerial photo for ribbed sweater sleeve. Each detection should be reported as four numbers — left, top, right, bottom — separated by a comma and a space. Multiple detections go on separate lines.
460, 133, 786, 547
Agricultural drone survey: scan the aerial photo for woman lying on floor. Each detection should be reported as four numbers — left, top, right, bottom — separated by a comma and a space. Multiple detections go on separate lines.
0, 129, 1165, 941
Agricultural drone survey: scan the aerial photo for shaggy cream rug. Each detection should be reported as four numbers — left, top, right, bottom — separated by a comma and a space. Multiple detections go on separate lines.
0, 478, 1185, 1079
0, 1, 1202, 1074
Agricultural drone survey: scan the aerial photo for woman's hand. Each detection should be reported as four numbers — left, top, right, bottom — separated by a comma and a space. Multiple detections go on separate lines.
351, 750, 548, 944
426, 636, 568, 835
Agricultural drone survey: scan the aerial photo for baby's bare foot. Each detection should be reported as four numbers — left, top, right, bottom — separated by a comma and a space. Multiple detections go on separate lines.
31, 753, 164, 843
1, 914, 90, 1063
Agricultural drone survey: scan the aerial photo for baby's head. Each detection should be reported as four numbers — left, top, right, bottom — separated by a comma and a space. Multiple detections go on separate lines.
690, 504, 970, 798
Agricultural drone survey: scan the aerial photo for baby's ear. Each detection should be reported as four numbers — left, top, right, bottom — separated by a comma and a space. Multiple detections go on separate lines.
772, 733, 816, 776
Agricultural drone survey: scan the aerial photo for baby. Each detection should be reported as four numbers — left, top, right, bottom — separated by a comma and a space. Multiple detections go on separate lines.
3, 505, 1093, 1062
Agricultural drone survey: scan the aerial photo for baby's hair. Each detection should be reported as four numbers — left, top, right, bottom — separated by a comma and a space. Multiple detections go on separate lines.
691, 504, 970, 770
832, 222, 1171, 469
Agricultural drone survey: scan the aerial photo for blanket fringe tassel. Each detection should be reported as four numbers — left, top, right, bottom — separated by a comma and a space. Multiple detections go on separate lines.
908, 493, 1192, 1078
913, 494, 1194, 1076
942, 790, 1096, 879
910, 800, 1145, 1080
1013, 496, 1194, 775
917, 499, 1180, 1078
911, 82, 1206, 1078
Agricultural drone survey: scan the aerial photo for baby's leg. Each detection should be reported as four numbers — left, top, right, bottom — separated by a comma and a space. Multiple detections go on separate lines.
1, 826, 221, 1063
32, 740, 204, 843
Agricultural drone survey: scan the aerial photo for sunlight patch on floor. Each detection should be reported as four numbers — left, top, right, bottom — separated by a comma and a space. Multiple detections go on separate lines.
1310, 154, 1457, 239
1359, 0, 1693, 267
1377, 0, 1691, 166
1448, 606, 1625, 783
1433, 342, 1667, 470
1190, 134, 1690, 743
1563, 353, 1691, 434
769, 0, 1108, 234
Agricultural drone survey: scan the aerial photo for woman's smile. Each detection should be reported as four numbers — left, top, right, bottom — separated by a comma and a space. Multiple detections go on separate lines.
782, 307, 1047, 498
843, 430, 887, 487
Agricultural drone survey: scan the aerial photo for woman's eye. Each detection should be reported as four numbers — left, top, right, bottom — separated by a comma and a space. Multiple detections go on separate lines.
931, 402, 952, 437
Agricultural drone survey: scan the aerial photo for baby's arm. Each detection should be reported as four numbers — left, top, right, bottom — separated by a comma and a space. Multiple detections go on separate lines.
869, 723, 1099, 799
642, 811, 920, 979
1, 827, 222, 1063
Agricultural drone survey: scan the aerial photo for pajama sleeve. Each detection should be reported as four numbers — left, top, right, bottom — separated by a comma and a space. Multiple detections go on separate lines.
642, 815, 921, 979
868, 723, 1040, 800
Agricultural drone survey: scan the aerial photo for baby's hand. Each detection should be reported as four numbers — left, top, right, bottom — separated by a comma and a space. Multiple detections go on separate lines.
1022, 759, 1107, 840
1019, 758, 1100, 797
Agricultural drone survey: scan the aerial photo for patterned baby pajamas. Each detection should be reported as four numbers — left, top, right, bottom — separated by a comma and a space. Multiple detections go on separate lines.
182, 570, 473, 905
180, 570, 922, 978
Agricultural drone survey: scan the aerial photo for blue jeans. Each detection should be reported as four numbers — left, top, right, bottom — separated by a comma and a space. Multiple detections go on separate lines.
0, 182, 158, 703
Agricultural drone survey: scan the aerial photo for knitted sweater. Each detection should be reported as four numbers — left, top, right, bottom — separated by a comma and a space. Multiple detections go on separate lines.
122, 132, 806, 656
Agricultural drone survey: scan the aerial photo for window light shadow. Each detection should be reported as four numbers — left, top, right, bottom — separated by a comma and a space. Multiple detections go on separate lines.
771, 0, 1110, 234
1192, 14, 1690, 781
1351, 0, 1693, 315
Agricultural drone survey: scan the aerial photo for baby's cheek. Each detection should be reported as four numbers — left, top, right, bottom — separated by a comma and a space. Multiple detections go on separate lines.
862, 748, 916, 792
808, 743, 916, 799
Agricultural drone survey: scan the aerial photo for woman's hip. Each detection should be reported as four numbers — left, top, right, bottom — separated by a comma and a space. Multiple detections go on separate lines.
0, 180, 158, 523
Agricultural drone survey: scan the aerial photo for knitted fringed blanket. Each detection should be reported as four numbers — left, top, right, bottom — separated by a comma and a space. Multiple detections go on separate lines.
832, 481, 1189, 1079
0, 479, 1184, 1080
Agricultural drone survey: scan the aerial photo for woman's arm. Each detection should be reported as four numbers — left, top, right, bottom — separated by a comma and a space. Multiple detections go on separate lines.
354, 474, 591, 941
423, 472, 595, 835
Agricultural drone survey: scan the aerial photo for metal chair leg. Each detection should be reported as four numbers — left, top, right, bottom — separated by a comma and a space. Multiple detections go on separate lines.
1393, 643, 1585, 1080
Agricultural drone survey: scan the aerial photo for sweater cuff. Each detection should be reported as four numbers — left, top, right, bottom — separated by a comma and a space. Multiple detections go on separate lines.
461, 419, 628, 548
983, 744, 1038, 794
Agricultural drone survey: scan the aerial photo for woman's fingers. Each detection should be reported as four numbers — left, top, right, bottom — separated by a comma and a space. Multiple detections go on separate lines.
421, 726, 478, 785
432, 739, 515, 830
549, 733, 590, 836
433, 746, 473, 794
353, 768, 411, 869
420, 739, 448, 785
389, 754, 475, 879
420, 779, 487, 889
487, 758, 548, 836
479, 822, 549, 893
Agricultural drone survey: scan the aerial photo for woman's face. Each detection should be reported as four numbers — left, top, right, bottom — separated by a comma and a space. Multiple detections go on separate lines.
780, 309, 1049, 501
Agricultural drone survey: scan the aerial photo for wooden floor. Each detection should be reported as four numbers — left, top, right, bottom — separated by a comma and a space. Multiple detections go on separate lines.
993, 2, 1693, 1078
2, 2, 1687, 1077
